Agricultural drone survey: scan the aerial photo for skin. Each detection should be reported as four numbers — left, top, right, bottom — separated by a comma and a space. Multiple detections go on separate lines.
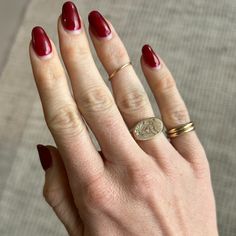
29, 8, 218, 236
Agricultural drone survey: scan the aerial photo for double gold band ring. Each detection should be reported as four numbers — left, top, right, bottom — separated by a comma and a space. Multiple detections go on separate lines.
109, 62, 132, 80
166, 121, 195, 139
130, 118, 195, 141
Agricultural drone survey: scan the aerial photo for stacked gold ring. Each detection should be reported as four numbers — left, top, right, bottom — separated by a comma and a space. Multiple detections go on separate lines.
166, 121, 195, 138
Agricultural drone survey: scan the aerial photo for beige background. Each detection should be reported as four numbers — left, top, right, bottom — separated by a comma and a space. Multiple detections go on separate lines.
0, 0, 236, 235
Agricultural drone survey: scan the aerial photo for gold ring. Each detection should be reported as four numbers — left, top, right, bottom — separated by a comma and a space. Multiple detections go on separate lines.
130, 117, 164, 141
166, 121, 195, 138
109, 62, 132, 80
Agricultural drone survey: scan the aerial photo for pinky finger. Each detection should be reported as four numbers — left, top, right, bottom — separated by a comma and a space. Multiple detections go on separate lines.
141, 45, 208, 167
37, 145, 83, 236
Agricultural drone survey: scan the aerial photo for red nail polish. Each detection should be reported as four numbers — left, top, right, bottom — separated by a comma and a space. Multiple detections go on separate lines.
88, 11, 111, 38
37, 145, 52, 171
62, 1, 81, 31
32, 27, 52, 57
142, 45, 161, 69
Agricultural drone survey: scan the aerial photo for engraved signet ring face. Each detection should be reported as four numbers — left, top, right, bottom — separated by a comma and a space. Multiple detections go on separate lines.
131, 117, 164, 141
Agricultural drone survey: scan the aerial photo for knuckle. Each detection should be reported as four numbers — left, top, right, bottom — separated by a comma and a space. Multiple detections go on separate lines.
165, 104, 190, 125
47, 104, 84, 137
82, 175, 113, 211
129, 166, 158, 200
80, 86, 114, 113
192, 157, 211, 180
155, 69, 176, 93
43, 185, 65, 210
155, 70, 190, 125
107, 44, 128, 62
117, 90, 148, 113
75, 45, 91, 58
62, 42, 91, 60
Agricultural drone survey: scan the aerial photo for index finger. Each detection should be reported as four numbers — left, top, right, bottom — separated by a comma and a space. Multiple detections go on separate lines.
29, 26, 104, 188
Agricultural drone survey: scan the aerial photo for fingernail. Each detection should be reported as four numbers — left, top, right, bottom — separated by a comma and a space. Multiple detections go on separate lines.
37, 145, 52, 171
32, 27, 52, 57
88, 10, 111, 38
142, 45, 161, 69
62, 1, 81, 31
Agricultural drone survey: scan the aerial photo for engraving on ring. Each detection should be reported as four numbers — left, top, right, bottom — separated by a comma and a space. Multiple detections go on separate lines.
133, 117, 163, 140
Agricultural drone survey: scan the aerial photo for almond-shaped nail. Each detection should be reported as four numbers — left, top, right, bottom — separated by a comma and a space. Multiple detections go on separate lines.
88, 10, 111, 38
142, 44, 161, 69
62, 1, 81, 31
37, 145, 52, 171
32, 27, 52, 57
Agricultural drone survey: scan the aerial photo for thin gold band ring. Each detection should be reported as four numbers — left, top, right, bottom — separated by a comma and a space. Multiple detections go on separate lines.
108, 62, 132, 80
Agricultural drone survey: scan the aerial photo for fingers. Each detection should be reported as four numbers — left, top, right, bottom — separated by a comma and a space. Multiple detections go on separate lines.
88, 11, 175, 160
141, 45, 207, 165
37, 145, 83, 236
29, 27, 104, 186
58, 2, 139, 164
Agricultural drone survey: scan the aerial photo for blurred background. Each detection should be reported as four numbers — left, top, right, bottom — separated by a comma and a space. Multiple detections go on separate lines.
0, 0, 29, 74
0, 0, 235, 235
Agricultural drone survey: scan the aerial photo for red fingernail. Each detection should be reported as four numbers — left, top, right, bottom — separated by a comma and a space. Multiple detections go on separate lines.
37, 145, 52, 171
62, 1, 81, 31
32, 27, 52, 57
142, 45, 161, 69
88, 11, 111, 38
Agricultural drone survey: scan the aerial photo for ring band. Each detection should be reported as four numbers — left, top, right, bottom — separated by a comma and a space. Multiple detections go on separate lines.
109, 62, 132, 80
130, 117, 164, 141
166, 121, 195, 138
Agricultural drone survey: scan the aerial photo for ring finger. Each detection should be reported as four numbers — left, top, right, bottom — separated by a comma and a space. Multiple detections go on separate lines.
88, 11, 177, 160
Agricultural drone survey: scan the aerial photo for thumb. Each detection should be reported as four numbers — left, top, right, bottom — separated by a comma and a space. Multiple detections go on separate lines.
37, 144, 83, 236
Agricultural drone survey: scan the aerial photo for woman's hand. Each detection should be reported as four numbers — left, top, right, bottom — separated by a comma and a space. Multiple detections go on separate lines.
30, 2, 218, 235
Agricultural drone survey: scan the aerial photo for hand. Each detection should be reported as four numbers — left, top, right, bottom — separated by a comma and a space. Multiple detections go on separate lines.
30, 2, 218, 235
